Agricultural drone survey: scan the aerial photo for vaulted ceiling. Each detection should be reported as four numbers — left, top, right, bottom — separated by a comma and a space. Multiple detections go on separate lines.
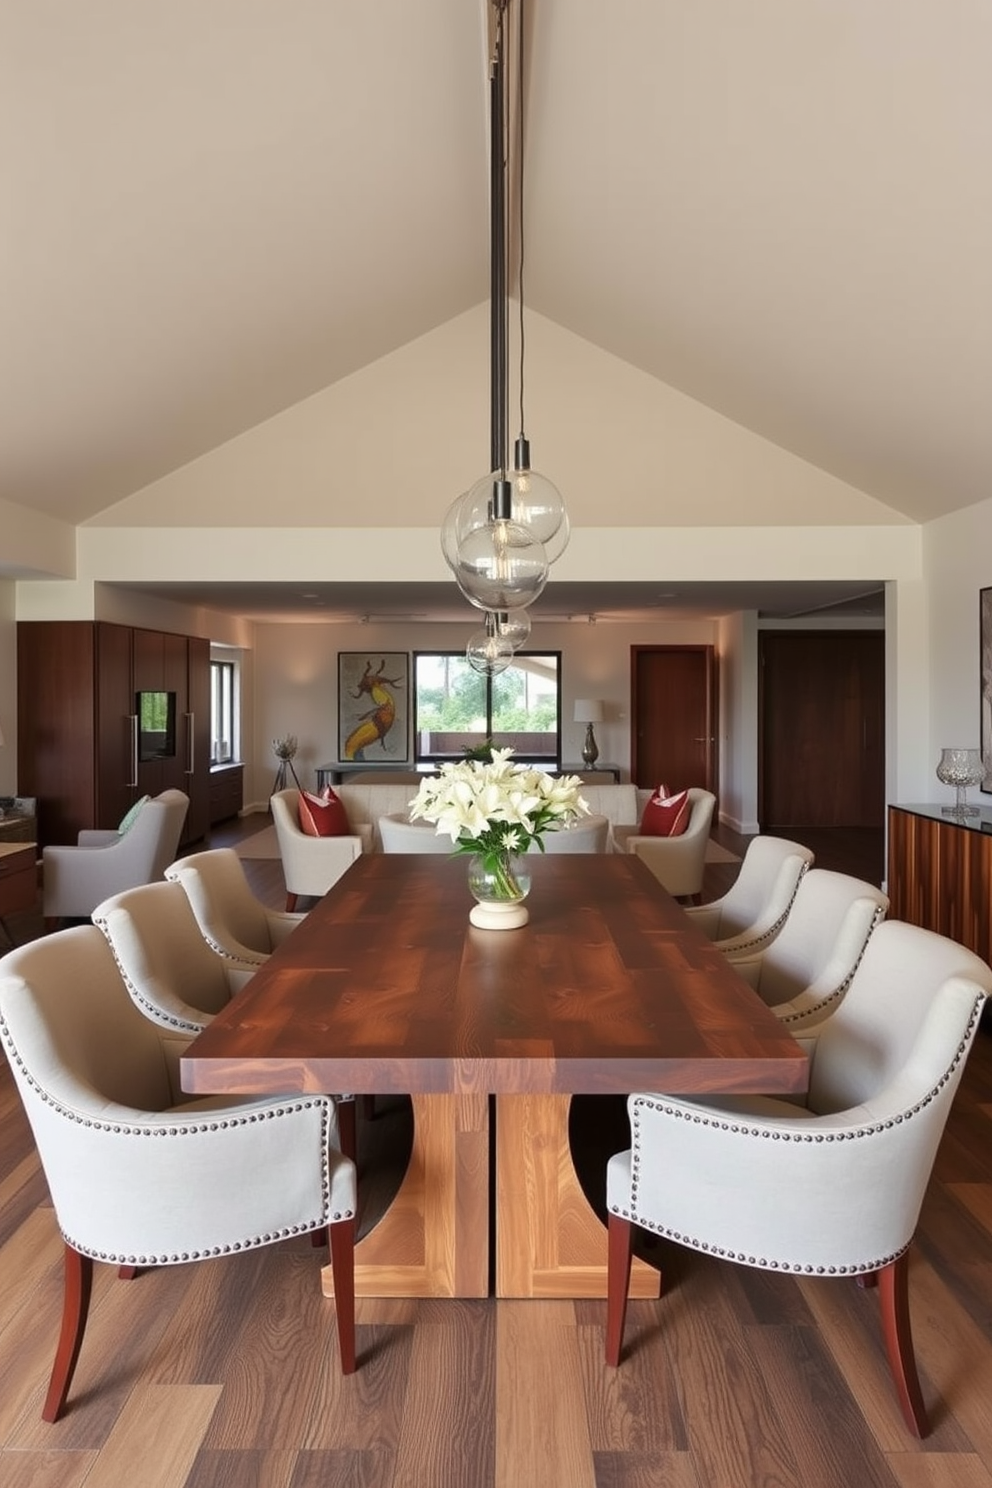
3, 3, 989, 575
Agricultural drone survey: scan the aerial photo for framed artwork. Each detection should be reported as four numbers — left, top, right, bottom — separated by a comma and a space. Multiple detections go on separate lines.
337, 652, 410, 764
982, 589, 992, 794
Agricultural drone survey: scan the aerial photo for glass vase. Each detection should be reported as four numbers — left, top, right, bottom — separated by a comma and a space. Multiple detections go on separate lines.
935, 747, 984, 817
467, 851, 531, 930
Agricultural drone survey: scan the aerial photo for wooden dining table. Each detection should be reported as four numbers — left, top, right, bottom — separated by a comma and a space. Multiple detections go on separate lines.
181, 852, 808, 1300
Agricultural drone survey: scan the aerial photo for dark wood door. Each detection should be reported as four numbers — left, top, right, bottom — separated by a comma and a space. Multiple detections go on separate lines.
18, 621, 100, 844
759, 630, 885, 828
630, 646, 718, 792
184, 635, 211, 844
95, 621, 136, 830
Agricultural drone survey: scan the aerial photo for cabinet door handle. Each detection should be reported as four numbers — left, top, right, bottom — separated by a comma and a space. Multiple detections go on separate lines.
128, 714, 138, 788
185, 712, 194, 775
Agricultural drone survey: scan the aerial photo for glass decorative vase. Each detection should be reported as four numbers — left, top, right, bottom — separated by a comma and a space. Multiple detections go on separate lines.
467, 851, 532, 930
935, 747, 984, 817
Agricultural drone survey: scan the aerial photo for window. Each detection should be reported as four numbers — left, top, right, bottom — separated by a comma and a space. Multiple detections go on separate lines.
414, 652, 561, 766
210, 660, 236, 764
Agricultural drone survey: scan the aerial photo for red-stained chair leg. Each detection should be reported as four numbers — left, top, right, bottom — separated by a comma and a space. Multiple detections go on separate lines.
118, 1265, 139, 1279
285, 892, 298, 913
329, 1216, 357, 1374
878, 1252, 929, 1438
858, 1270, 878, 1289
605, 1212, 633, 1367
43, 1244, 93, 1422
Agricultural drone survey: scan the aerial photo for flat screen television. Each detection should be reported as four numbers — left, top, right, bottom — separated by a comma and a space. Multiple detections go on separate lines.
136, 690, 177, 762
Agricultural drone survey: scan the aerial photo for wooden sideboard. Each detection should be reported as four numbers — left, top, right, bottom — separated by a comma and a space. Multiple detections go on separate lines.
888, 803, 992, 966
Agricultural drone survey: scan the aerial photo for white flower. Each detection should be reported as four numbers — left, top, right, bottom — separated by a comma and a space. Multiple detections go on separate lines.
409, 750, 589, 857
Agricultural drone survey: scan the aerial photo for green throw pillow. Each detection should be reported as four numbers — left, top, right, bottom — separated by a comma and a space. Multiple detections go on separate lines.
118, 794, 150, 834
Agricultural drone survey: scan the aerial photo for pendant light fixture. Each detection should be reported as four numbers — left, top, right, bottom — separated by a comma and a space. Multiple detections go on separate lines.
442, 0, 567, 667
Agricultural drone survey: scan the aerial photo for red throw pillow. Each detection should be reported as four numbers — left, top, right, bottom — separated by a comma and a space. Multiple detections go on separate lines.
639, 787, 691, 837
298, 787, 351, 838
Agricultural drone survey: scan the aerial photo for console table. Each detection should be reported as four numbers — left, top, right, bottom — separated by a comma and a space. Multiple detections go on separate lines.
887, 803, 992, 966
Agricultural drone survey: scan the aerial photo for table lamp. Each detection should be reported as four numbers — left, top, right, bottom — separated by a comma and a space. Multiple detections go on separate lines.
574, 700, 603, 768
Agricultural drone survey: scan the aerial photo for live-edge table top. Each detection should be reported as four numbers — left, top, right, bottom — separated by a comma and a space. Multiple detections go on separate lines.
182, 853, 808, 1102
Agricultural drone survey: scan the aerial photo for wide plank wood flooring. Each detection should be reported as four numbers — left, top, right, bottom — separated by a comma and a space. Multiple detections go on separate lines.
2, 817, 992, 1486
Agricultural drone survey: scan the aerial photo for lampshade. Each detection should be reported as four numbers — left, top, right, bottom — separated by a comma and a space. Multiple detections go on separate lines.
573, 700, 603, 724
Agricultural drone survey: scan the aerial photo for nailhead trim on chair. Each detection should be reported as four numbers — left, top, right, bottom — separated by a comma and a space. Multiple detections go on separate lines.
611, 995, 984, 1274
716, 859, 811, 957
90, 919, 207, 1033
777, 902, 887, 1025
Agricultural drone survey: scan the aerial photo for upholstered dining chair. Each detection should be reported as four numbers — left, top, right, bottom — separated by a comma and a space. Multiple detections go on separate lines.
42, 788, 189, 929
270, 788, 365, 910
93, 879, 357, 1162
683, 834, 814, 956
378, 813, 456, 853
539, 813, 610, 853
0, 925, 357, 1422
165, 846, 303, 966
605, 919, 992, 1438
616, 788, 716, 901
724, 867, 889, 1030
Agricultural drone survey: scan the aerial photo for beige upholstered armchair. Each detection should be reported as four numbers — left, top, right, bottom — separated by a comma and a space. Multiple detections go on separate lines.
378, 813, 456, 853
270, 788, 365, 910
538, 813, 610, 853
614, 788, 716, 900
0, 925, 357, 1422
42, 788, 189, 928
605, 920, 992, 1437
726, 867, 889, 1029
684, 834, 814, 955
165, 846, 303, 965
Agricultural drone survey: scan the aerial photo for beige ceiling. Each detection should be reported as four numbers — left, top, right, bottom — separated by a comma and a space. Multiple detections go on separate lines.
2, 0, 989, 542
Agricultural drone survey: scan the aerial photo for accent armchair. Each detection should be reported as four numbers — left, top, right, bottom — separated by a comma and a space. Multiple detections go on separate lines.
539, 813, 611, 853
615, 788, 716, 901
605, 919, 992, 1438
683, 834, 814, 956
165, 846, 304, 965
0, 925, 357, 1422
42, 788, 189, 928
270, 788, 365, 910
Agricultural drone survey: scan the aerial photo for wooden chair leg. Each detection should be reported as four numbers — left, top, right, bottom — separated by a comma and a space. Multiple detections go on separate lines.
878, 1252, 930, 1438
43, 1244, 93, 1423
329, 1216, 357, 1375
858, 1270, 878, 1289
605, 1212, 633, 1367
118, 1265, 139, 1279
285, 892, 298, 913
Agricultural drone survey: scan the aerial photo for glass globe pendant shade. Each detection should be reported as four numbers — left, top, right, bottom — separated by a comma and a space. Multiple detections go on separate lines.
495, 608, 531, 649
466, 619, 515, 676
511, 437, 569, 563
453, 517, 549, 612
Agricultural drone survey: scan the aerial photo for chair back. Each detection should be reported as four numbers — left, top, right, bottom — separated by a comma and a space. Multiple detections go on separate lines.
705, 835, 813, 949
165, 847, 273, 959
754, 868, 888, 1010
132, 789, 191, 881
378, 814, 454, 854
808, 919, 992, 1114
93, 879, 250, 1033
540, 814, 610, 853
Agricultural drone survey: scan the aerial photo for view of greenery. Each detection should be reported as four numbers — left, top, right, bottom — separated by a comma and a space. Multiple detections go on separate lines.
414, 654, 559, 737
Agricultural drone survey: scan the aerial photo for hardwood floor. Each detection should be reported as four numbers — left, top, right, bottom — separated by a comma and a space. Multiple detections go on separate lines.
3, 817, 992, 1486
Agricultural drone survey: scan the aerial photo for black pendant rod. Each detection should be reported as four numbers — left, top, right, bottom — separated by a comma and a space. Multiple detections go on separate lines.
489, 3, 511, 521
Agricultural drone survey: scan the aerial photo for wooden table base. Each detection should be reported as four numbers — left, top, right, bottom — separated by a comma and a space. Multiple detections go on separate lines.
322, 1093, 489, 1299
495, 1094, 660, 1299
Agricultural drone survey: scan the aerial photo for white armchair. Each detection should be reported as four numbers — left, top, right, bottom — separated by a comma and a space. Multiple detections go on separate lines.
379, 814, 456, 853
165, 846, 303, 966
684, 834, 814, 955
270, 788, 365, 911
539, 813, 610, 853
614, 788, 716, 900
727, 867, 889, 1029
42, 788, 189, 928
0, 925, 357, 1422
605, 919, 992, 1437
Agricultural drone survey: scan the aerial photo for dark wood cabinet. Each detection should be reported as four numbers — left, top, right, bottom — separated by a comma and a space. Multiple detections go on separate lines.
18, 620, 211, 849
887, 804, 992, 965
208, 764, 244, 825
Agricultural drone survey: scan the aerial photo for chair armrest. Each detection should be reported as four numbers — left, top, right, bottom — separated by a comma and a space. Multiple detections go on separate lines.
77, 829, 122, 847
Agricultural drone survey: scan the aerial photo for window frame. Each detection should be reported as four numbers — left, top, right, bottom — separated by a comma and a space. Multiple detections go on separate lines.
412, 650, 562, 769
209, 659, 237, 766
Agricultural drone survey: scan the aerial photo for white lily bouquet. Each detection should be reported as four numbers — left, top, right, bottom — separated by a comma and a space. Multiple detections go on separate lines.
409, 747, 589, 901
